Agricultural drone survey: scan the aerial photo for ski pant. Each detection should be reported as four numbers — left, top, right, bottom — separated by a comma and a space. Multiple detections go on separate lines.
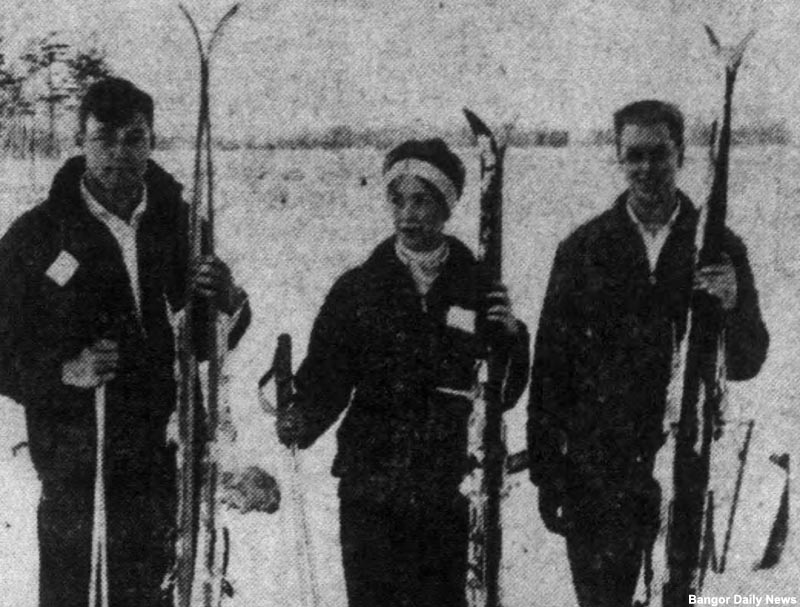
37, 457, 175, 607
565, 528, 643, 607
563, 482, 660, 607
339, 485, 469, 607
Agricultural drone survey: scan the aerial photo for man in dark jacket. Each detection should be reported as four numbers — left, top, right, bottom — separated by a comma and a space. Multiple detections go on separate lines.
527, 100, 769, 607
277, 138, 530, 607
0, 78, 250, 606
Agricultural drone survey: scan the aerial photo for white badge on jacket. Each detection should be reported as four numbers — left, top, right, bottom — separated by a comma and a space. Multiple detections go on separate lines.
46, 250, 79, 287
447, 306, 476, 334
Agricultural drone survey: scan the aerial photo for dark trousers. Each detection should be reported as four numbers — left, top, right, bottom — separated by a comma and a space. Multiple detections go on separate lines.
38, 467, 174, 607
565, 528, 643, 607
339, 491, 469, 607
563, 484, 658, 607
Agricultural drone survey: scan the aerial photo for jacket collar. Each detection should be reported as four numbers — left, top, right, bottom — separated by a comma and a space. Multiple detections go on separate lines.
613, 189, 698, 235
589, 190, 699, 283
38, 156, 184, 268
42, 155, 182, 226
363, 235, 474, 280
361, 235, 478, 309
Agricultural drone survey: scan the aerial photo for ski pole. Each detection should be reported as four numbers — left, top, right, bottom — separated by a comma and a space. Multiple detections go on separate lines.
287, 445, 321, 607
719, 419, 754, 572
259, 334, 322, 607
756, 453, 790, 570
88, 384, 109, 607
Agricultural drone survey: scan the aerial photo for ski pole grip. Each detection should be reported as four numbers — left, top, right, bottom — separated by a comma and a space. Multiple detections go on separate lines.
274, 333, 293, 412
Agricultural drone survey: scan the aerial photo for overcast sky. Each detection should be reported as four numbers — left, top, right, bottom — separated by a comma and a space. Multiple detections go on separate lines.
3, 0, 797, 139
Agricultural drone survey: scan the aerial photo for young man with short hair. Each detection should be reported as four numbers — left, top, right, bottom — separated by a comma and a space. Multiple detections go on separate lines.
527, 100, 769, 607
0, 77, 250, 606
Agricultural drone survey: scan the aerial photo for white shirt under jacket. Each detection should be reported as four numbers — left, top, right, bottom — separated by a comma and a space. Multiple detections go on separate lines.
82, 180, 148, 318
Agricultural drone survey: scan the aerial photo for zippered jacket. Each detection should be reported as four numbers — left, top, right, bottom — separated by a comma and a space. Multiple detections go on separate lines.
527, 191, 769, 493
292, 235, 530, 501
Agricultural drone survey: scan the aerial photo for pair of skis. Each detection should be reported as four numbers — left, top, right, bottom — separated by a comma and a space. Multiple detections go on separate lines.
173, 4, 239, 607
634, 27, 760, 607
86, 7, 241, 605
460, 108, 509, 607
661, 25, 751, 606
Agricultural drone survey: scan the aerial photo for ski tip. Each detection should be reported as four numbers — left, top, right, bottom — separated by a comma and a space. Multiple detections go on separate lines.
177, 3, 194, 23
218, 2, 242, 30
704, 25, 721, 50
705, 25, 756, 71
463, 107, 493, 140
209, 3, 242, 52
729, 29, 756, 70
178, 3, 203, 52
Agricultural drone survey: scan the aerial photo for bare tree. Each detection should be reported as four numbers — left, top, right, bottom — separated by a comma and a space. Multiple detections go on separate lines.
0, 40, 32, 158
66, 42, 113, 98
0, 32, 113, 160
18, 32, 72, 157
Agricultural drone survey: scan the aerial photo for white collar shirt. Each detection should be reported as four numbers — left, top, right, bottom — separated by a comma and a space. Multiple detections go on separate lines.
81, 180, 148, 317
626, 198, 681, 275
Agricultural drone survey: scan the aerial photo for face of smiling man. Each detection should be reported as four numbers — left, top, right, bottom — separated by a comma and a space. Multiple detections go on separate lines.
618, 121, 683, 224
81, 112, 153, 219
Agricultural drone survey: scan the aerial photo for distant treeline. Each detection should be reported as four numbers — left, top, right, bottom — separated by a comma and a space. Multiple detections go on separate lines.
1, 31, 113, 159
193, 120, 792, 151
588, 121, 791, 146
211, 125, 570, 151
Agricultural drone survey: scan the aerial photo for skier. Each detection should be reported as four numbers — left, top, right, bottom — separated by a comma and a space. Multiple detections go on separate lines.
276, 138, 530, 607
527, 100, 769, 607
0, 77, 252, 607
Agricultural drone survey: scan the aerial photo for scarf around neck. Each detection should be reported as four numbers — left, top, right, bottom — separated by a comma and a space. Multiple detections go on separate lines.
394, 238, 450, 296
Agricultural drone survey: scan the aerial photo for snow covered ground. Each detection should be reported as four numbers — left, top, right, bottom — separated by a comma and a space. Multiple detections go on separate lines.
0, 144, 798, 605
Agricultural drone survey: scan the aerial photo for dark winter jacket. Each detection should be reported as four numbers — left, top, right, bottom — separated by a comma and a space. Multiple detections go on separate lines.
292, 236, 530, 501
0, 156, 249, 481
527, 191, 768, 495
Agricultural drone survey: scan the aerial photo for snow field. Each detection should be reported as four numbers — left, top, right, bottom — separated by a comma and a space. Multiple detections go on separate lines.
0, 144, 798, 605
